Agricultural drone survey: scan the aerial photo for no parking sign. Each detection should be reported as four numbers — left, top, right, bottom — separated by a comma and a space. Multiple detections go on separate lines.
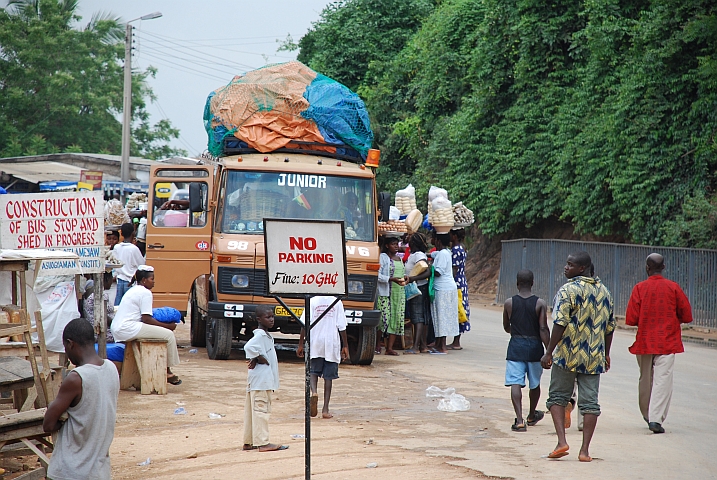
263, 219, 347, 296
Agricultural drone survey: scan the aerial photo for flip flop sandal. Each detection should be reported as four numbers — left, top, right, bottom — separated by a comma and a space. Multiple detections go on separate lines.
403, 349, 418, 354
527, 410, 545, 426
511, 419, 527, 432
167, 375, 182, 385
310, 394, 318, 417
547, 445, 570, 458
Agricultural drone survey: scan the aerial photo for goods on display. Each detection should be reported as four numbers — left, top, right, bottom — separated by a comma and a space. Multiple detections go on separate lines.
452, 202, 474, 226
204, 61, 373, 158
431, 197, 454, 227
395, 184, 417, 215
378, 220, 408, 233
427, 185, 449, 225
126, 192, 148, 210
105, 199, 130, 227
405, 209, 423, 233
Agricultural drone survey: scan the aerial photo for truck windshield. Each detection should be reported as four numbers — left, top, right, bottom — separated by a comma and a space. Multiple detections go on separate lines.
218, 171, 375, 241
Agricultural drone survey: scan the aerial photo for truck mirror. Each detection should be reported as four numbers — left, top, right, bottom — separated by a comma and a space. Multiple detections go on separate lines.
189, 182, 205, 212
378, 192, 391, 222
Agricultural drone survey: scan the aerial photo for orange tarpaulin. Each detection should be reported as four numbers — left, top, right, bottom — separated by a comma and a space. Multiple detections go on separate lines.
209, 62, 327, 152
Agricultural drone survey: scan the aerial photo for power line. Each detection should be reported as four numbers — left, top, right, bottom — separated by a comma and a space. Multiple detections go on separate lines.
153, 99, 200, 155
138, 42, 253, 75
139, 30, 294, 62
137, 53, 231, 83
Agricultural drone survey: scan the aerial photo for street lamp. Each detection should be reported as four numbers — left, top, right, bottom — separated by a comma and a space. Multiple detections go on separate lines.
120, 11, 162, 203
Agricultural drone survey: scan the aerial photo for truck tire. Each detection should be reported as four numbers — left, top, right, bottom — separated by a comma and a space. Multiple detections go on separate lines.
189, 289, 206, 348
206, 317, 232, 360
347, 325, 376, 365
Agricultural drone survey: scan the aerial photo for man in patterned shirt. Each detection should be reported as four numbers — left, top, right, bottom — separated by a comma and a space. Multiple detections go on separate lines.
541, 251, 615, 462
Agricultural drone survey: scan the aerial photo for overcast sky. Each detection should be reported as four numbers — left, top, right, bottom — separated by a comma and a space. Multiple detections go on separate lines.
74, 0, 332, 157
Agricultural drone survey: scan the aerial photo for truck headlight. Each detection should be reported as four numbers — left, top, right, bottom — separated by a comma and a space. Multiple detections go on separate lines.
231, 274, 249, 288
348, 280, 364, 295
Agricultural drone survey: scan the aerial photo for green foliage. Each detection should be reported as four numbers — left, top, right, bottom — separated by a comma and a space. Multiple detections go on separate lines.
661, 192, 717, 249
306, 0, 717, 247
297, 0, 435, 92
0, 0, 186, 160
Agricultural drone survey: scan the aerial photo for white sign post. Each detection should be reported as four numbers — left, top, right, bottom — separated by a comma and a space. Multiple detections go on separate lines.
264, 219, 347, 479
0, 191, 105, 275
264, 219, 348, 297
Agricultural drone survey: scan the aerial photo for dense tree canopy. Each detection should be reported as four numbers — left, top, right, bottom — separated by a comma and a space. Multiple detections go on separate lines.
0, 0, 185, 159
300, 0, 717, 248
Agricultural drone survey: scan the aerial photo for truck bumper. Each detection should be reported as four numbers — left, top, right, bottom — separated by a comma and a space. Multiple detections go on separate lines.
207, 301, 380, 327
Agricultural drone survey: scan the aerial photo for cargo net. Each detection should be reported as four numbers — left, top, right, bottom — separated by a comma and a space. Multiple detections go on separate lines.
203, 61, 373, 159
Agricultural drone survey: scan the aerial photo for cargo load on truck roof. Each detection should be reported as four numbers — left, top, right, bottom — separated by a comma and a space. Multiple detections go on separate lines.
203, 61, 373, 160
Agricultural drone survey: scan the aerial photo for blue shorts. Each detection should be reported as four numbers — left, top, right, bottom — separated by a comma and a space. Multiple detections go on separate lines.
114, 279, 130, 306
505, 360, 543, 389
310, 358, 339, 380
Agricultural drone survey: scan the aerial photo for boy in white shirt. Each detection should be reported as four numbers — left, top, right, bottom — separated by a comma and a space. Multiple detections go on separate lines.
298, 296, 349, 419
243, 305, 287, 452
113, 223, 145, 306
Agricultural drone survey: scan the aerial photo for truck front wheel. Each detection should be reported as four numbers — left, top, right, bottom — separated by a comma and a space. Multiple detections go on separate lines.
190, 289, 206, 348
347, 325, 376, 365
206, 317, 232, 360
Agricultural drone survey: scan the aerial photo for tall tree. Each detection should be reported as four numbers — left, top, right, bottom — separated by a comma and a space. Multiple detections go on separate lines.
297, 0, 435, 92
0, 0, 186, 159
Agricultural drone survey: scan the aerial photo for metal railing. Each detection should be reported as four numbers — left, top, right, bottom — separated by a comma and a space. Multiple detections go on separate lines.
496, 239, 717, 329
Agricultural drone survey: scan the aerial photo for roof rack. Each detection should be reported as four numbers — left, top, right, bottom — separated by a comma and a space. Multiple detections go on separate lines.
221, 138, 365, 163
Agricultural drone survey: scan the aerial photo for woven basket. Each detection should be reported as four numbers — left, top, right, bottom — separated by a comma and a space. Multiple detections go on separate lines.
240, 190, 289, 221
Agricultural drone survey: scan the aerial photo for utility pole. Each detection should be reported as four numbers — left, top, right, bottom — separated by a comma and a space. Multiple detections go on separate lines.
120, 12, 162, 204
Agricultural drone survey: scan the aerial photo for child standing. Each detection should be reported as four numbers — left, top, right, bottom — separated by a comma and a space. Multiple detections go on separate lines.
502, 269, 549, 431
377, 236, 408, 355
297, 296, 349, 418
112, 223, 145, 306
243, 305, 288, 452
43, 318, 120, 480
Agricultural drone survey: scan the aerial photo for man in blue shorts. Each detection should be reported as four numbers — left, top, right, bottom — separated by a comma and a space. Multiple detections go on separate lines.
298, 296, 349, 419
503, 270, 550, 431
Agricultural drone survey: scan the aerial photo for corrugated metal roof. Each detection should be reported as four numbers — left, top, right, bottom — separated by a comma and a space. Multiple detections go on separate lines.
0, 161, 118, 184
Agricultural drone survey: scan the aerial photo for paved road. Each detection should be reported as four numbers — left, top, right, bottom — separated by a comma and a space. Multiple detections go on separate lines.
418, 304, 717, 479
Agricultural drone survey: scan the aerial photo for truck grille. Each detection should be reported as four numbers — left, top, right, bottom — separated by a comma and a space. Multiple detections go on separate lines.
218, 267, 376, 302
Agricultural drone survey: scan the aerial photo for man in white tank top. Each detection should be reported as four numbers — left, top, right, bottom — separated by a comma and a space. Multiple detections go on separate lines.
44, 318, 120, 480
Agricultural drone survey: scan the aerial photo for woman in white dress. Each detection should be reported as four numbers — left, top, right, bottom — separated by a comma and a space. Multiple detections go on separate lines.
110, 265, 182, 385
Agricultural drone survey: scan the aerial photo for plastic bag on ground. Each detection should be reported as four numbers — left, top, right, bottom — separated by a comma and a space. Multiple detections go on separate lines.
437, 393, 471, 412
425, 386, 455, 398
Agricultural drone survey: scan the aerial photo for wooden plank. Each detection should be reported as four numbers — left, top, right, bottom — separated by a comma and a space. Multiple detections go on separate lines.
120, 342, 141, 391
22, 310, 52, 407
94, 273, 107, 359
0, 261, 29, 272
14, 467, 46, 480
0, 357, 34, 379
139, 341, 167, 395
21, 438, 50, 465
0, 343, 41, 358
0, 409, 46, 429
0, 424, 47, 443
19, 387, 37, 412
0, 325, 30, 338
31, 311, 51, 405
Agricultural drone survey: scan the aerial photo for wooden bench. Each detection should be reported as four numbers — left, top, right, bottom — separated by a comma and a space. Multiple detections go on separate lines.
120, 340, 168, 395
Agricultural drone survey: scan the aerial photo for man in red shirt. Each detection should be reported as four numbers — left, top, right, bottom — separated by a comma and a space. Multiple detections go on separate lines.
625, 253, 693, 434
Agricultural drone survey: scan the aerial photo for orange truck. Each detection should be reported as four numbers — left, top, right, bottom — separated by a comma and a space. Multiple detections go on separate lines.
145, 142, 382, 364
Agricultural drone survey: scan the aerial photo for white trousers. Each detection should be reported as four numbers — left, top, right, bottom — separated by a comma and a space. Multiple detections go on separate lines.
636, 354, 675, 424
244, 390, 272, 447
132, 323, 181, 368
